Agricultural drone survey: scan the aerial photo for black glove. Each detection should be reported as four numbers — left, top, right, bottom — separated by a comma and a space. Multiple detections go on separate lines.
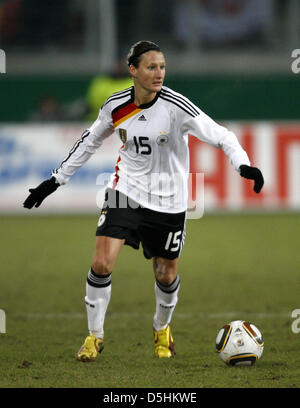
23, 176, 60, 209
239, 165, 264, 194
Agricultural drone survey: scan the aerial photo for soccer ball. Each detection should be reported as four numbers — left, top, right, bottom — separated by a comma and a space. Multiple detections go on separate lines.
216, 320, 264, 366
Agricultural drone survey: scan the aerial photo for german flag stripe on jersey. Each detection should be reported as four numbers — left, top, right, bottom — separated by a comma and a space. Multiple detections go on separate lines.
112, 155, 122, 189
112, 103, 142, 128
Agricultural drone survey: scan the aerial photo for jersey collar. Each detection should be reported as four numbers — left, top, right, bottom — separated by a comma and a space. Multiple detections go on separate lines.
131, 87, 161, 109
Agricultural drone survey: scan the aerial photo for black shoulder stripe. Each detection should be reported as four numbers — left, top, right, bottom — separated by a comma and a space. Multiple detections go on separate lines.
103, 87, 133, 107
161, 87, 199, 109
161, 89, 200, 117
57, 129, 90, 169
159, 94, 197, 118
107, 86, 132, 99
102, 91, 132, 108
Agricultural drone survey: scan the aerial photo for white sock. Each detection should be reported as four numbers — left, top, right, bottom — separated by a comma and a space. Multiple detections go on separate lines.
85, 268, 111, 339
153, 275, 180, 331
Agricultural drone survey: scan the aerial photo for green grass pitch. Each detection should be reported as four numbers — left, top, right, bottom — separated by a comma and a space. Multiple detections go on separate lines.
0, 213, 300, 388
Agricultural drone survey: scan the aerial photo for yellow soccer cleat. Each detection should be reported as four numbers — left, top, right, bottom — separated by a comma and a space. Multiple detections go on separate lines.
153, 325, 175, 358
76, 334, 104, 362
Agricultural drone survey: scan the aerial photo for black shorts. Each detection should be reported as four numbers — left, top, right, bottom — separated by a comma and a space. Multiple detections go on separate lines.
96, 189, 186, 260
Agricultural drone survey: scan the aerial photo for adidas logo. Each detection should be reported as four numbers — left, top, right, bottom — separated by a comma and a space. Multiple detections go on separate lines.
138, 114, 147, 121
234, 328, 242, 333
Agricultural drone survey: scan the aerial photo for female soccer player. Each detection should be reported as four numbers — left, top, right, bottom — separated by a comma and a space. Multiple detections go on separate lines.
23, 40, 264, 361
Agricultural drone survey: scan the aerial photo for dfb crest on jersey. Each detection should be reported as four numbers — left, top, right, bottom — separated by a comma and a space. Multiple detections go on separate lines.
156, 134, 169, 145
119, 128, 127, 144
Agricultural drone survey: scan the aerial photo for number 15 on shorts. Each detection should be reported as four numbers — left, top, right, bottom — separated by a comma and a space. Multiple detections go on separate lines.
165, 230, 182, 252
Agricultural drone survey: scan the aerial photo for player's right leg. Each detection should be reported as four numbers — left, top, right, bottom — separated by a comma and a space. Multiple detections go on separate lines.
77, 236, 124, 362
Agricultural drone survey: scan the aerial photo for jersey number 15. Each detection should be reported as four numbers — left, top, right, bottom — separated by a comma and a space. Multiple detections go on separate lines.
165, 231, 182, 252
133, 136, 152, 155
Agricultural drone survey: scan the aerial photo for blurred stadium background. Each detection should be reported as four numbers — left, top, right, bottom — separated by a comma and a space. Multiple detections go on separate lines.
0, 0, 299, 213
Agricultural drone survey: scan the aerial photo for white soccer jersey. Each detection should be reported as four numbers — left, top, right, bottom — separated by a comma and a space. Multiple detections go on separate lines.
52, 86, 250, 213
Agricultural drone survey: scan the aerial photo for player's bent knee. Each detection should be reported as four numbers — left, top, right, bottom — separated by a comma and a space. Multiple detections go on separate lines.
153, 257, 178, 285
157, 272, 177, 286
155, 266, 178, 286
91, 258, 113, 276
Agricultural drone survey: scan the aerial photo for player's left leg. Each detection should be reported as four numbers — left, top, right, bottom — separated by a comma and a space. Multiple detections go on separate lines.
77, 235, 125, 362
152, 257, 180, 358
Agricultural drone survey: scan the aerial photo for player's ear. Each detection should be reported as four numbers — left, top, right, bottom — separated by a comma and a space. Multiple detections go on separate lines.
129, 64, 137, 78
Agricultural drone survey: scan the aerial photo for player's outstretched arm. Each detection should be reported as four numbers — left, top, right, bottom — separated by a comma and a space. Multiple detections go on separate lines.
23, 176, 60, 209
239, 164, 264, 194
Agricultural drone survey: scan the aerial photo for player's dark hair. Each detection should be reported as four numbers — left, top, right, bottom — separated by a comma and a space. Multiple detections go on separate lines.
127, 40, 161, 67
